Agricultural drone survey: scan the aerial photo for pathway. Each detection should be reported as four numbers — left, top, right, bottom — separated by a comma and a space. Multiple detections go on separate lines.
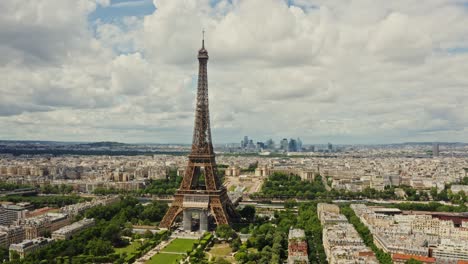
134, 237, 175, 264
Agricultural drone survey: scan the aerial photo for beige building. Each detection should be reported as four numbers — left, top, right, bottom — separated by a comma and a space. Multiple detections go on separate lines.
52, 218, 95, 240
300, 170, 316, 182
9, 237, 53, 259
432, 239, 468, 263
22, 213, 70, 239
317, 203, 340, 220
225, 165, 241, 176
0, 225, 25, 247
255, 166, 270, 177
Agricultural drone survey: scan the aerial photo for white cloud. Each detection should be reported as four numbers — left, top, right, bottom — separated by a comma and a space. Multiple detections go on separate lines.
1, 0, 468, 143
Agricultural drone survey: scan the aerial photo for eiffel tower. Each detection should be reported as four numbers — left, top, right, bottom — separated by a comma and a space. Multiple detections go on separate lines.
159, 33, 238, 230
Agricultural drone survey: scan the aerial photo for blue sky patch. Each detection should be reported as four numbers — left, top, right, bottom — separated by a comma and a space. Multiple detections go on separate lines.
89, 0, 156, 24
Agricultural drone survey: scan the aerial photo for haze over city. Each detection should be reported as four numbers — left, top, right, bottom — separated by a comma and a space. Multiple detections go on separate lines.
2, 0, 468, 144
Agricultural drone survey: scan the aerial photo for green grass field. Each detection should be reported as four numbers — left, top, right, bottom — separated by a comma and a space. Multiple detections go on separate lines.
209, 243, 232, 256
208, 243, 234, 262
146, 253, 183, 264
161, 239, 197, 253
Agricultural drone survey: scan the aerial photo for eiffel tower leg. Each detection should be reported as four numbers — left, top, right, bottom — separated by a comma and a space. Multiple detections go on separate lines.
159, 196, 183, 228
225, 202, 240, 220
210, 196, 229, 225
220, 191, 240, 220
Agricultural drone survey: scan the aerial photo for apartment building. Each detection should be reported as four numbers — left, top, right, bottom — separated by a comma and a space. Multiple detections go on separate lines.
52, 218, 95, 240
9, 237, 53, 259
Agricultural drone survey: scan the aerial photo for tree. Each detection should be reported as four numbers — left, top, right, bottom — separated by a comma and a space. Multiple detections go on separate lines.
239, 205, 256, 222
143, 230, 154, 239
231, 237, 242, 252
140, 201, 168, 222
214, 257, 231, 264
284, 199, 298, 209
9, 250, 20, 261
0, 247, 9, 262
101, 223, 121, 245
85, 239, 114, 256
437, 189, 449, 201
430, 187, 438, 199
235, 251, 248, 263
461, 176, 468, 185
216, 224, 236, 240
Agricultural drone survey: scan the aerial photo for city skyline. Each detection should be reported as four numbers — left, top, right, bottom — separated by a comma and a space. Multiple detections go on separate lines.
2, 0, 468, 144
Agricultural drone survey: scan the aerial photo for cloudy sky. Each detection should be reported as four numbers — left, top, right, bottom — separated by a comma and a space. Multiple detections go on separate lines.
1, 0, 468, 144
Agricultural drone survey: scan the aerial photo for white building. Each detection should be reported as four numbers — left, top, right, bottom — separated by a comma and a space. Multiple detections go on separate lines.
52, 218, 95, 240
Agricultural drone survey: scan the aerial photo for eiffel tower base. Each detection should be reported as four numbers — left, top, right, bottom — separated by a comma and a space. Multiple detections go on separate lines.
159, 189, 238, 230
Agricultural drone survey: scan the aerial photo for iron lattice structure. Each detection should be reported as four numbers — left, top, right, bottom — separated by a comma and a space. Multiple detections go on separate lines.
159, 39, 238, 229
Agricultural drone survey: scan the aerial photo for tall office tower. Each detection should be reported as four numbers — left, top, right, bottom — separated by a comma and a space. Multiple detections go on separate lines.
266, 139, 275, 149
281, 138, 289, 151
243, 136, 249, 148
256, 142, 265, 149
159, 36, 238, 230
297, 138, 303, 151
433, 143, 440, 157
288, 139, 298, 152
247, 139, 255, 149
328, 143, 333, 152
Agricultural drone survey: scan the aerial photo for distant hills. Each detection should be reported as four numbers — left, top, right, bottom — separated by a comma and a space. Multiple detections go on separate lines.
77, 141, 128, 147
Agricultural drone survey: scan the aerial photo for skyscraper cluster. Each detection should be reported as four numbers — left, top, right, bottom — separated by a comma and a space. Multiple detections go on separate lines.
240, 136, 303, 152
240, 136, 256, 150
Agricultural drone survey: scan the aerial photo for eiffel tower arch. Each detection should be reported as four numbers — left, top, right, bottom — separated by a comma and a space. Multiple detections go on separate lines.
159, 35, 239, 230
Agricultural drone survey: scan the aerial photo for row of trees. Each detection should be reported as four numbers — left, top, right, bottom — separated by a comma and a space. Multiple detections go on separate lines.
295, 202, 328, 263
186, 232, 215, 263
387, 201, 467, 213
429, 185, 467, 205
85, 198, 168, 225
40, 184, 73, 194
252, 173, 326, 199
0, 183, 32, 191
0, 195, 90, 209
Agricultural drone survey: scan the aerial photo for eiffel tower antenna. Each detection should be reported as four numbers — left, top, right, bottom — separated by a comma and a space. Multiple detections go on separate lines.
202, 29, 205, 48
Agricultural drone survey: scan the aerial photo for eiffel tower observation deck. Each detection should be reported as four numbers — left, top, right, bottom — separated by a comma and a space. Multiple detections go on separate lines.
159, 33, 239, 231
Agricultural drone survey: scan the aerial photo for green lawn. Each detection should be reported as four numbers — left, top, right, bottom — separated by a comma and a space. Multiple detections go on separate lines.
209, 243, 232, 256
161, 239, 197, 253
208, 243, 234, 262
147, 253, 183, 264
